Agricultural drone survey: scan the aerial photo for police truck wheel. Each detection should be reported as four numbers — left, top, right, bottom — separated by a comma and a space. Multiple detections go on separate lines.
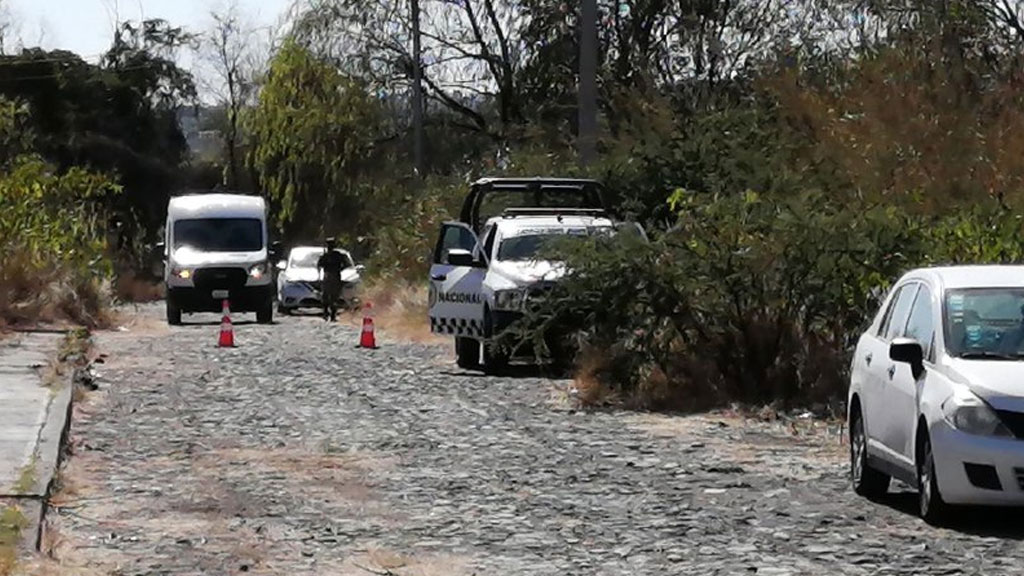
166, 297, 182, 326
482, 310, 509, 374
455, 337, 480, 369
257, 300, 273, 324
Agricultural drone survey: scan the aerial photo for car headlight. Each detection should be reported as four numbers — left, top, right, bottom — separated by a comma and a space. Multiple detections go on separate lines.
941, 392, 1013, 437
249, 263, 267, 279
494, 289, 526, 311
172, 268, 192, 279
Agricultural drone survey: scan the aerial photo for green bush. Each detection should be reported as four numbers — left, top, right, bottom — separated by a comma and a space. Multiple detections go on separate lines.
512, 191, 1024, 412
0, 155, 119, 326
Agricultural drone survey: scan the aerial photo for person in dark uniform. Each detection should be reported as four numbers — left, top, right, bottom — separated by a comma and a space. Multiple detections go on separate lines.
317, 238, 346, 321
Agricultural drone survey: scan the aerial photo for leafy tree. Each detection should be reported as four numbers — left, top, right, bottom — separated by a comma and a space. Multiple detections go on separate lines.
246, 38, 386, 239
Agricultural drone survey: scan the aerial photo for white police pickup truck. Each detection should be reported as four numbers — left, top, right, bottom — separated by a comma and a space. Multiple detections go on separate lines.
429, 207, 622, 372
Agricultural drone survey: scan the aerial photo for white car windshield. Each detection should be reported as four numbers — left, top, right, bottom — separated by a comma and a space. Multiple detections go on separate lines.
290, 250, 353, 269
496, 227, 611, 261
946, 288, 1024, 358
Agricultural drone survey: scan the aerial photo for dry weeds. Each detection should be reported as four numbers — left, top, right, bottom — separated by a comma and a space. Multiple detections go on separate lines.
342, 282, 445, 345
0, 254, 113, 331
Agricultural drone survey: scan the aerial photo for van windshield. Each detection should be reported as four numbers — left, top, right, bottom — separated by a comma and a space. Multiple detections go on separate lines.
173, 218, 263, 252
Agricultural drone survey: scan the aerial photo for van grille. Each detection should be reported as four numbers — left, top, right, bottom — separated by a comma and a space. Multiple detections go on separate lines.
193, 268, 248, 291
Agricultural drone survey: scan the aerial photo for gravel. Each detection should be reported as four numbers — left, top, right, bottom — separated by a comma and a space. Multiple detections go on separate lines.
44, 304, 1024, 575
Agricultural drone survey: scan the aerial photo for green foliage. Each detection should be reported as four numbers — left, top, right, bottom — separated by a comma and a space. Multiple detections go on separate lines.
0, 23, 194, 248
246, 38, 385, 237
513, 191, 1024, 411
0, 155, 120, 276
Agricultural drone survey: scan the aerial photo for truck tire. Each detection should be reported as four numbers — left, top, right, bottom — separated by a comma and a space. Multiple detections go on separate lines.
257, 299, 274, 324
166, 296, 182, 326
455, 337, 480, 369
482, 309, 509, 374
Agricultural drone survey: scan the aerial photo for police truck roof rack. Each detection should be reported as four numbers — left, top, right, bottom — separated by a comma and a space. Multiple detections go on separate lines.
500, 207, 608, 219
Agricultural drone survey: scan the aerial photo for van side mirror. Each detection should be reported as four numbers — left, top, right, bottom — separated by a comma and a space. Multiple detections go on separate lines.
890, 337, 925, 378
446, 248, 475, 267
355, 264, 366, 274
154, 241, 165, 256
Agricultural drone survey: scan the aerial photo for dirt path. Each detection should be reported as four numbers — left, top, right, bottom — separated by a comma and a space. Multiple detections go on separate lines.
21, 304, 1022, 575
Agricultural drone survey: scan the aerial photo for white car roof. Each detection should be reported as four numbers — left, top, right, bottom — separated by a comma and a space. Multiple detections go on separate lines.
168, 194, 265, 220
288, 246, 352, 259
486, 214, 615, 234
904, 265, 1024, 291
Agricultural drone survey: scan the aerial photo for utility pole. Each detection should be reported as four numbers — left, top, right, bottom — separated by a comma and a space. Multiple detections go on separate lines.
411, 0, 425, 177
578, 0, 598, 167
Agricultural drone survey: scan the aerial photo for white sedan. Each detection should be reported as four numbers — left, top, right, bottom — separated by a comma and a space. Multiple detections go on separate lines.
849, 265, 1024, 523
275, 246, 363, 314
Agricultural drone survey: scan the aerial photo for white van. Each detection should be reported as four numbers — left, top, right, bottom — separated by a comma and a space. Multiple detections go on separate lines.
160, 193, 275, 325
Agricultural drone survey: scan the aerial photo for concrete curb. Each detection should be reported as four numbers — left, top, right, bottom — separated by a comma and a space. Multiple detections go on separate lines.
22, 366, 76, 552
0, 345, 77, 555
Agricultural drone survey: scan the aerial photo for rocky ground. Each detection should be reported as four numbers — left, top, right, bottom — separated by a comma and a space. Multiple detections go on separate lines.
21, 304, 1024, 575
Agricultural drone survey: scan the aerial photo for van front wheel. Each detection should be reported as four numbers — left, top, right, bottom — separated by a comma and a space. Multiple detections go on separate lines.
166, 296, 182, 326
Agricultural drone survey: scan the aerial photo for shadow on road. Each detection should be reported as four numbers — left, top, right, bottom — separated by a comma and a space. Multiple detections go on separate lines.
876, 490, 1024, 539
438, 363, 572, 380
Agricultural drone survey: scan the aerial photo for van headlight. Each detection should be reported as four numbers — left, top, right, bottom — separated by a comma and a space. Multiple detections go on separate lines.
172, 267, 192, 279
941, 393, 1013, 437
248, 263, 267, 280
494, 289, 526, 311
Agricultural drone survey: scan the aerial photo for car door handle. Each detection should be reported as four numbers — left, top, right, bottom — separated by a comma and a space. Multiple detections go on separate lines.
431, 273, 447, 282
887, 365, 896, 380
865, 353, 873, 366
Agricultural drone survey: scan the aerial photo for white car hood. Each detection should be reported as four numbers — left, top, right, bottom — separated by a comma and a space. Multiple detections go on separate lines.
946, 358, 1024, 411
284, 267, 361, 283
285, 267, 320, 282
170, 246, 266, 268
490, 259, 566, 286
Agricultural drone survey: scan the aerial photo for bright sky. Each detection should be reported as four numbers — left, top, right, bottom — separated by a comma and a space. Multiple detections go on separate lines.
6, 0, 293, 63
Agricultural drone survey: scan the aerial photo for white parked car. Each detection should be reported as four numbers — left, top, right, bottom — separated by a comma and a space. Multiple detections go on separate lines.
849, 265, 1024, 523
275, 246, 363, 314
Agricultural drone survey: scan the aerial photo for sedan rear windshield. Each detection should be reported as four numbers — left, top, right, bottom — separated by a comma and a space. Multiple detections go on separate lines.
946, 288, 1024, 358
173, 218, 263, 252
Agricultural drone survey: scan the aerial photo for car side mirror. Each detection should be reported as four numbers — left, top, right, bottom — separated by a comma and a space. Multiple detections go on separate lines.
355, 264, 366, 274
890, 337, 925, 378
269, 240, 283, 261
276, 260, 287, 271
154, 241, 165, 257
446, 248, 475, 267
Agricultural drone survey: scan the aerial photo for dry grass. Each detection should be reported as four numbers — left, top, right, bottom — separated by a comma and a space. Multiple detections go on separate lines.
111, 271, 163, 303
0, 253, 112, 331
342, 282, 446, 345
570, 347, 622, 407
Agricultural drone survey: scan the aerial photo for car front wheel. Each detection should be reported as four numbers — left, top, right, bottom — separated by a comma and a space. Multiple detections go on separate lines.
851, 410, 889, 498
918, 433, 949, 524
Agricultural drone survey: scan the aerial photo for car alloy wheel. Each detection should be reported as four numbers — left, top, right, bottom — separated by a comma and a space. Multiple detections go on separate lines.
918, 435, 949, 524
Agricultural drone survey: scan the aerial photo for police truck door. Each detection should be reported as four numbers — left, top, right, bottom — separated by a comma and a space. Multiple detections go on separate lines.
428, 222, 486, 338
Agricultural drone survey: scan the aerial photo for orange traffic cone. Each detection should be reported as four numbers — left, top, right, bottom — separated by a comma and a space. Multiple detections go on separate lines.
358, 302, 377, 349
218, 299, 235, 348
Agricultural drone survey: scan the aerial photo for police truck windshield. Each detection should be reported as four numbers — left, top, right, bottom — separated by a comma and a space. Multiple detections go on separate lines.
173, 218, 263, 252
496, 228, 608, 261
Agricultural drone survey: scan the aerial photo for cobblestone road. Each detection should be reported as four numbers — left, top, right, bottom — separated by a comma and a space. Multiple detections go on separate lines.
35, 305, 1024, 575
